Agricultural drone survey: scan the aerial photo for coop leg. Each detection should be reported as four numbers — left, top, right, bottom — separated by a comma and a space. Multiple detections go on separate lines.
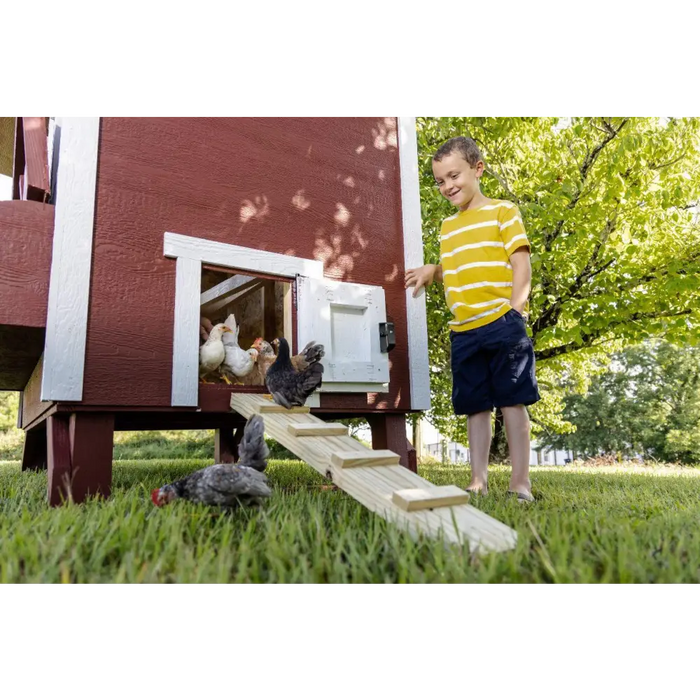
47, 414, 72, 506
47, 413, 114, 506
21, 423, 47, 472
406, 438, 418, 474
215, 426, 244, 464
368, 414, 413, 473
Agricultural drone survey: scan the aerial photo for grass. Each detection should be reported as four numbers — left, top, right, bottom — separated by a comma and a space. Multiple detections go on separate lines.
1, 457, 700, 583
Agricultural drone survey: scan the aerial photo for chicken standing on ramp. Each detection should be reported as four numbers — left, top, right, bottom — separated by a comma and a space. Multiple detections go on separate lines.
265, 337, 324, 409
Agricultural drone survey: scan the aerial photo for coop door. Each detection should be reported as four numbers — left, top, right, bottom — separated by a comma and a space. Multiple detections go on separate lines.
297, 276, 390, 385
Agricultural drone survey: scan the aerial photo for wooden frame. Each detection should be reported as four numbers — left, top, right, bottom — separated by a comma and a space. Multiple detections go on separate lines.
165, 231, 323, 406
41, 118, 101, 402
398, 117, 431, 411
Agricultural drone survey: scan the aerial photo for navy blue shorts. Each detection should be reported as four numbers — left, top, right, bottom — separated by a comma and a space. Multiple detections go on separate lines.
450, 309, 540, 416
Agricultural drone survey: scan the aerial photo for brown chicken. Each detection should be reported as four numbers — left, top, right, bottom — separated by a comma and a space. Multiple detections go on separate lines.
272, 338, 325, 372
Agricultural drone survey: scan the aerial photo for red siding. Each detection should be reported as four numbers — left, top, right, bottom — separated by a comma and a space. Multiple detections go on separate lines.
82, 118, 410, 411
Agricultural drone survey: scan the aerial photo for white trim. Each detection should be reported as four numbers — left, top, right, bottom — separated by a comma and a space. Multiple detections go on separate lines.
172, 257, 202, 406
318, 382, 389, 393
165, 231, 324, 406
164, 231, 323, 279
41, 118, 101, 401
398, 117, 431, 411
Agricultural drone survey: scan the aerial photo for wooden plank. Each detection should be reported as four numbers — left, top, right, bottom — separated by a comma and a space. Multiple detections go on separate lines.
263, 280, 276, 342
20, 356, 52, 428
200, 279, 263, 316
258, 403, 310, 414
397, 116, 431, 411
392, 485, 470, 512
172, 256, 201, 406
41, 118, 101, 402
230, 383, 518, 553
0, 200, 54, 329
331, 449, 400, 469
200, 274, 255, 306
22, 117, 50, 202
288, 422, 348, 437
164, 231, 324, 279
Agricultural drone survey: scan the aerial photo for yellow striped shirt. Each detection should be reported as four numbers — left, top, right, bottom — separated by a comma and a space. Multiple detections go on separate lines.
439, 199, 530, 332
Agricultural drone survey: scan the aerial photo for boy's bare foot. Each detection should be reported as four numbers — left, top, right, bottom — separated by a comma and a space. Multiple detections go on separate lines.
466, 481, 488, 496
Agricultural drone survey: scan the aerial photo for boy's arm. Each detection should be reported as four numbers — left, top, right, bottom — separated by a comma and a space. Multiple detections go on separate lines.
509, 248, 531, 315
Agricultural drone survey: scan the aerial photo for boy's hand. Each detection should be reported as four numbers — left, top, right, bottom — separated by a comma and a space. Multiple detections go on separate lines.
405, 264, 438, 298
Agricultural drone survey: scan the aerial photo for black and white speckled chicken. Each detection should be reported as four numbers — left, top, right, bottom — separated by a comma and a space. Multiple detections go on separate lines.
151, 415, 271, 508
273, 338, 325, 372
265, 337, 324, 409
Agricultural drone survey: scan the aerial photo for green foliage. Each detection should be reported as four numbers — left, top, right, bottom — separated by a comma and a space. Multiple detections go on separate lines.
416, 117, 700, 443
0, 392, 19, 432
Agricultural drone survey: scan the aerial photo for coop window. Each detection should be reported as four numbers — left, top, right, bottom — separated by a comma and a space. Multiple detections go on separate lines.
199, 266, 292, 386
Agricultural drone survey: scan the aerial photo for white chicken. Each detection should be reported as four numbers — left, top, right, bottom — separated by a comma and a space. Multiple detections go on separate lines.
220, 314, 256, 384
199, 323, 231, 382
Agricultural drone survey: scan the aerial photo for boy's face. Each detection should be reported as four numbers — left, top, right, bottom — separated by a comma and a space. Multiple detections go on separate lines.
432, 151, 484, 210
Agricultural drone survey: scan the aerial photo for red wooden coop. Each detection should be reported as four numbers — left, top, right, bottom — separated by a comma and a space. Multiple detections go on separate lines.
0, 117, 430, 505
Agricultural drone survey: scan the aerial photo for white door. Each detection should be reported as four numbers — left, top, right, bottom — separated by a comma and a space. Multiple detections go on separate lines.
296, 276, 390, 387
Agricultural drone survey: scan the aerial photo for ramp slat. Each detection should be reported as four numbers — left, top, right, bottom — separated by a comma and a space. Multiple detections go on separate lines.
392, 485, 470, 512
288, 422, 348, 437
331, 450, 400, 469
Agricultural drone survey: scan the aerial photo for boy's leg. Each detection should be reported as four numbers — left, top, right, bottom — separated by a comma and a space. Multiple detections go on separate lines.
486, 309, 539, 497
501, 404, 532, 496
467, 410, 491, 493
450, 328, 493, 493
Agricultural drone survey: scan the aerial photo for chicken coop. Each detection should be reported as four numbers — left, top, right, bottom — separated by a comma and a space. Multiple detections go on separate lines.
0, 117, 431, 505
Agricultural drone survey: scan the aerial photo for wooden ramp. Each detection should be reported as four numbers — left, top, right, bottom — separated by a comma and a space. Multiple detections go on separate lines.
231, 395, 517, 554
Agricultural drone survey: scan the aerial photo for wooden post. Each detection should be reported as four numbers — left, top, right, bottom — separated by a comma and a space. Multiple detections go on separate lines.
368, 414, 413, 473
406, 438, 418, 474
215, 426, 243, 463
21, 424, 47, 471
47, 413, 114, 506
47, 414, 72, 506
69, 413, 114, 503
263, 280, 277, 343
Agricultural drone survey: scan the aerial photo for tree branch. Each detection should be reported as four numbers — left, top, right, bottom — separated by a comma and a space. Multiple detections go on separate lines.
543, 119, 629, 250
536, 308, 693, 362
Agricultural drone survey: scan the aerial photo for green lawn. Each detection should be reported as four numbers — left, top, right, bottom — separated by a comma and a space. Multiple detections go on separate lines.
1, 458, 699, 583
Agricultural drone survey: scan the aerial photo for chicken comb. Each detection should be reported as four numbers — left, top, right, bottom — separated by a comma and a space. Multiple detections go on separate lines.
151, 488, 163, 506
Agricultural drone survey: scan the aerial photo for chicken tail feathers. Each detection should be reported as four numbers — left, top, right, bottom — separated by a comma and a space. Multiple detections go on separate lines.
237, 415, 269, 472
302, 342, 325, 366
300, 361, 324, 394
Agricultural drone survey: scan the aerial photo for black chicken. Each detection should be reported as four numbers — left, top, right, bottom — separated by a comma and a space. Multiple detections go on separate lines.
151, 415, 271, 507
265, 337, 324, 408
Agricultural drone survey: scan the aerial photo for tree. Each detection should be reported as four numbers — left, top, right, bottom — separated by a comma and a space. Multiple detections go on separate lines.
543, 342, 700, 464
0, 391, 19, 432
415, 118, 700, 452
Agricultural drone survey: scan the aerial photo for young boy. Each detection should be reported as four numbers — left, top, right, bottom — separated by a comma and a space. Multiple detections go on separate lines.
405, 136, 539, 502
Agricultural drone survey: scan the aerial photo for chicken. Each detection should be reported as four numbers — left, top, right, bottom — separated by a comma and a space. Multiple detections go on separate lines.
265, 337, 324, 408
151, 415, 271, 508
272, 338, 325, 372
199, 323, 231, 382
220, 313, 256, 383
252, 338, 277, 382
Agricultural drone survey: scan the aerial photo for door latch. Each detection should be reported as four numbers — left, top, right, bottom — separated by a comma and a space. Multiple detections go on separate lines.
379, 322, 395, 353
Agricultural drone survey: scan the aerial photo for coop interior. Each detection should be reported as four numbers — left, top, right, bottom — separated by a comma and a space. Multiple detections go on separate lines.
199, 266, 292, 390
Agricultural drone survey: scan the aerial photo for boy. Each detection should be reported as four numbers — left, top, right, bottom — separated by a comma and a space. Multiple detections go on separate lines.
405, 136, 539, 502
